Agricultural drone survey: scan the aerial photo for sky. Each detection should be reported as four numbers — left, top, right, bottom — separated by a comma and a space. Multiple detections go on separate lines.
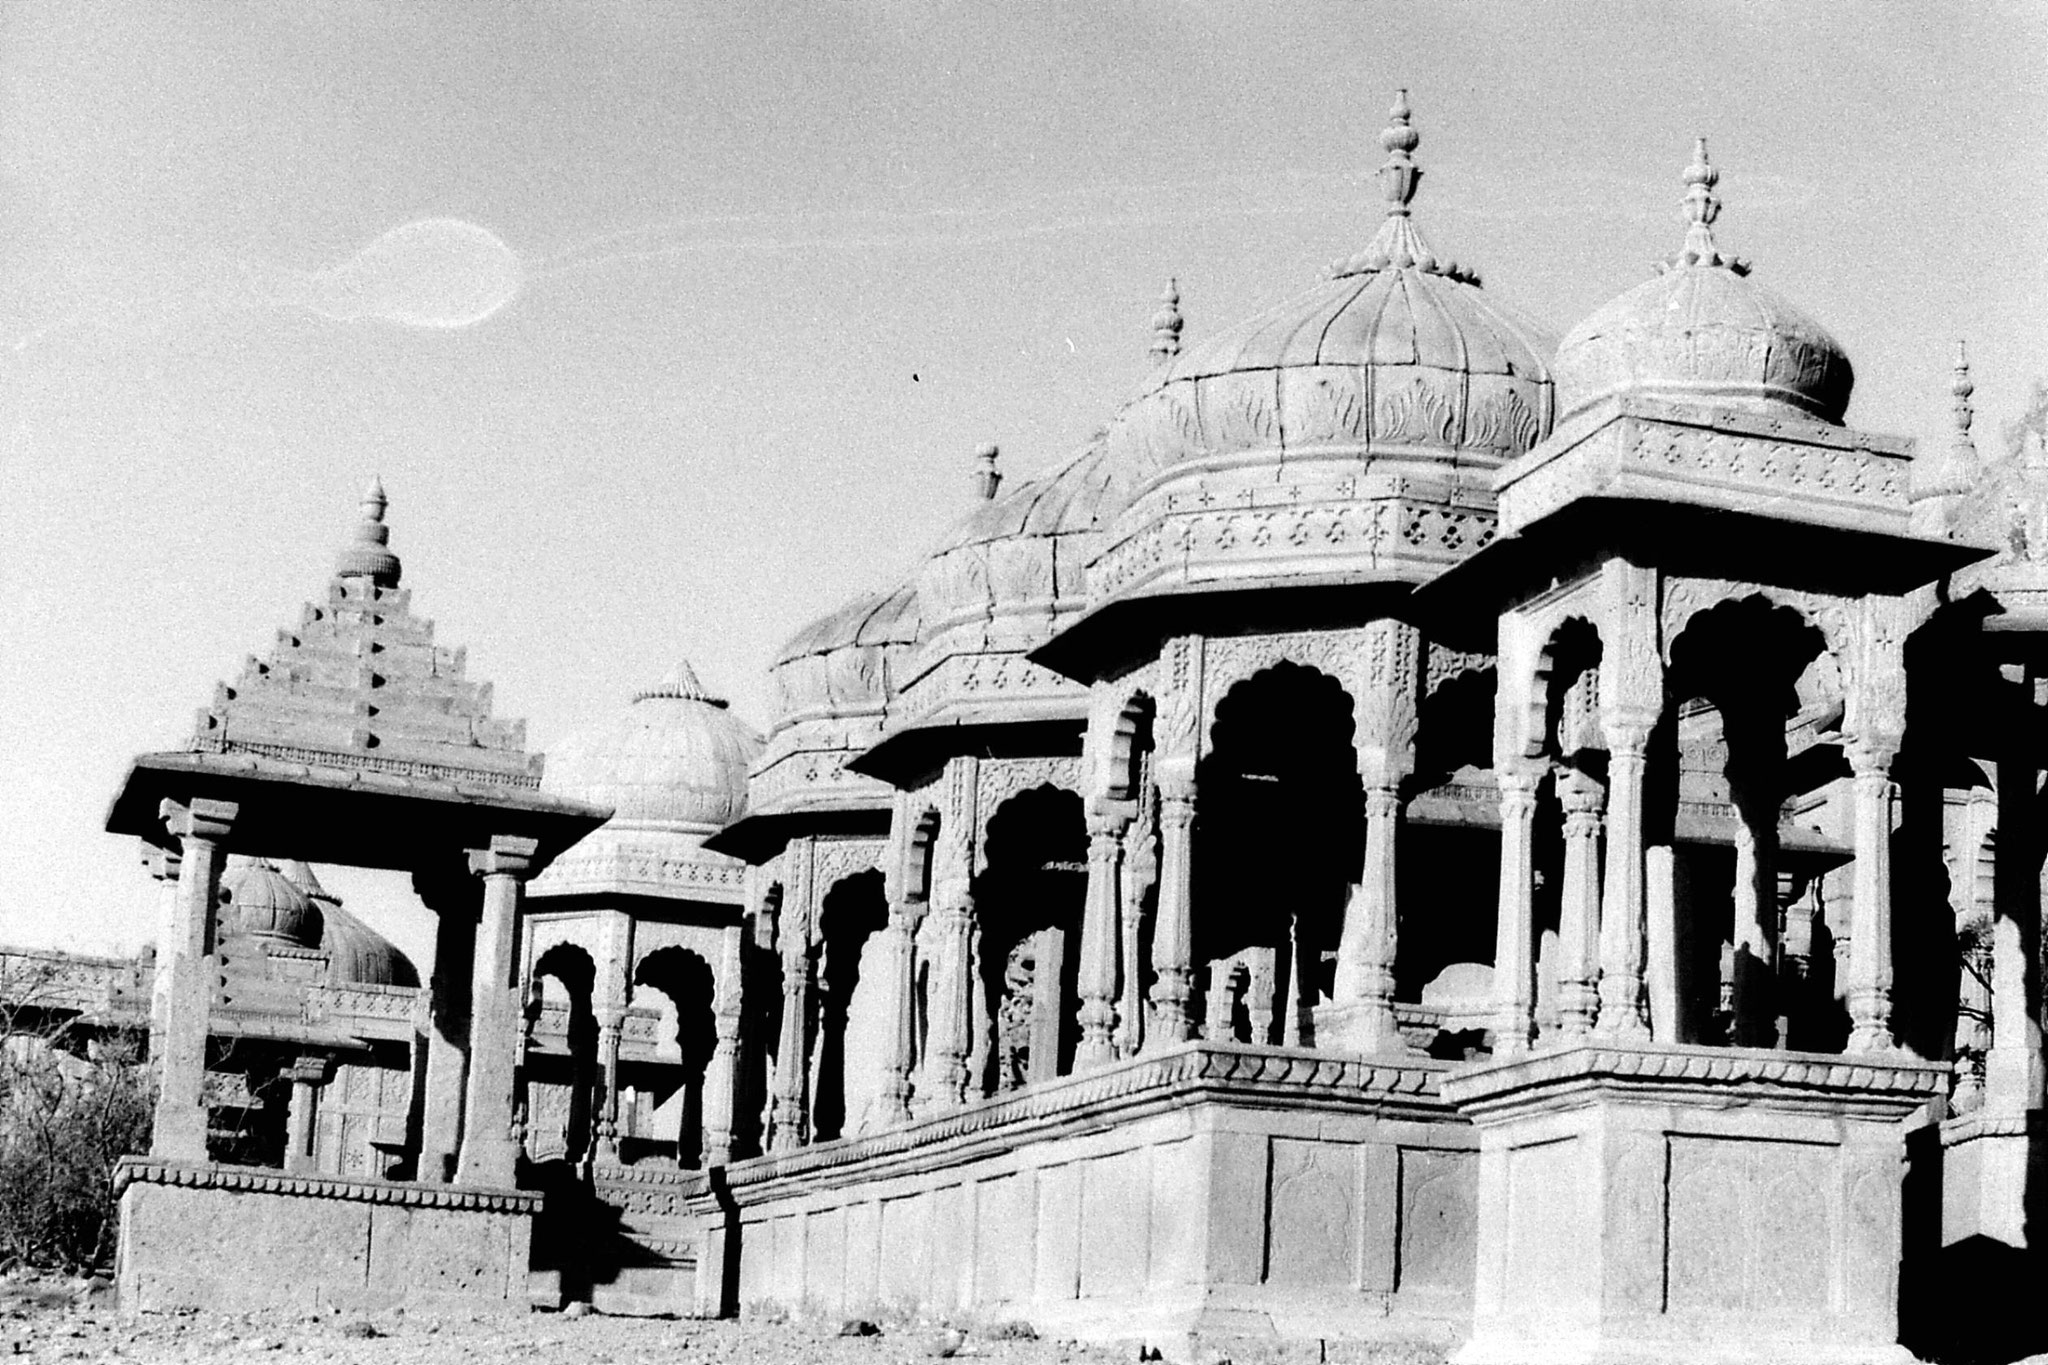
2, 2, 2044, 969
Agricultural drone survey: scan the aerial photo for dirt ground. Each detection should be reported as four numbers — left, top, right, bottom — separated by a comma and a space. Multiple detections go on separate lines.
0, 1276, 1448, 1365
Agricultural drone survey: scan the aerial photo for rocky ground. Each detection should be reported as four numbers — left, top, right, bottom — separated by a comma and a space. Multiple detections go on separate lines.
0, 1277, 1447, 1365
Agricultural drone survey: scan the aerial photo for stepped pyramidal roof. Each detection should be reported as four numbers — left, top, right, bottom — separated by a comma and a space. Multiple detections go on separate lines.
186, 478, 543, 791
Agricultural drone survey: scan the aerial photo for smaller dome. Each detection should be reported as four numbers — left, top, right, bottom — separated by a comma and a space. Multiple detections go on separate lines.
544, 661, 763, 832
279, 861, 417, 987
333, 477, 402, 587
1554, 139, 1853, 424
221, 859, 320, 948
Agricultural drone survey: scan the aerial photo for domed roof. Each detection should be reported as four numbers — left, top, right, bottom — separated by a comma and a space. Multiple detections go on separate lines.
768, 581, 922, 731
221, 858, 320, 948
279, 861, 417, 987
1102, 92, 1557, 494
1553, 140, 1853, 424
544, 662, 762, 832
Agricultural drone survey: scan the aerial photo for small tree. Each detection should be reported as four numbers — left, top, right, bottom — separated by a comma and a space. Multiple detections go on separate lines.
0, 957, 154, 1272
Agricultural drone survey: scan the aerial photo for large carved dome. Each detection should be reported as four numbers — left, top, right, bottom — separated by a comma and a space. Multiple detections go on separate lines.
221, 859, 319, 948
1553, 141, 1853, 424
544, 662, 762, 833
1085, 93, 1559, 607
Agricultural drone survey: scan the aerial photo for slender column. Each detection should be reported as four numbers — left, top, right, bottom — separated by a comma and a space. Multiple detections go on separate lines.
1116, 810, 1157, 1058
866, 901, 920, 1130
151, 798, 237, 1162
769, 839, 815, 1148
1553, 769, 1605, 1042
1844, 744, 1899, 1052
141, 844, 182, 1061
1986, 753, 2044, 1110
1644, 845, 1680, 1041
1204, 959, 1241, 1040
1491, 769, 1540, 1055
1145, 772, 1198, 1049
1593, 723, 1652, 1039
456, 834, 537, 1187
592, 1010, 624, 1166
1075, 811, 1126, 1068
703, 923, 746, 1162
283, 1054, 329, 1174
413, 879, 475, 1185
1334, 788, 1405, 1051
918, 761, 980, 1110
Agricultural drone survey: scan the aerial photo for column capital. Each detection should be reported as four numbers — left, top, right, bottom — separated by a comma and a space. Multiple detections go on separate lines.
1557, 767, 1606, 819
288, 1053, 333, 1085
141, 842, 183, 883
467, 834, 540, 880
159, 797, 238, 843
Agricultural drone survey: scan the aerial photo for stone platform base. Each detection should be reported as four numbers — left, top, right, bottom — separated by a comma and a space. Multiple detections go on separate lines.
115, 1158, 542, 1315
702, 1042, 1475, 1352
1442, 1043, 1946, 1365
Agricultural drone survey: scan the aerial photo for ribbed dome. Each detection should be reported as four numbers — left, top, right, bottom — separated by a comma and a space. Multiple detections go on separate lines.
768, 581, 921, 731
279, 861, 417, 987
1101, 94, 1556, 495
1554, 140, 1852, 424
544, 662, 763, 832
221, 859, 320, 948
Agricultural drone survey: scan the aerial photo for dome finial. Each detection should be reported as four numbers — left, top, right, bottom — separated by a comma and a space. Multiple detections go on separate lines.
1913, 340, 1983, 504
973, 442, 1002, 501
1665, 137, 1749, 276
1379, 89, 1421, 216
1330, 91, 1477, 283
335, 476, 402, 589
1149, 278, 1183, 363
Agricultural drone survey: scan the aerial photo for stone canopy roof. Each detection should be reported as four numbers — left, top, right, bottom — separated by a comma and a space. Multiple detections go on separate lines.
186, 479, 542, 789
108, 482, 607, 866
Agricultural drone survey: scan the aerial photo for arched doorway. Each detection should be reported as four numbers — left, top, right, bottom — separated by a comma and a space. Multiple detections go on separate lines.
976, 786, 1087, 1092
809, 869, 888, 1140
526, 942, 598, 1167
1196, 662, 1362, 1046
630, 946, 717, 1166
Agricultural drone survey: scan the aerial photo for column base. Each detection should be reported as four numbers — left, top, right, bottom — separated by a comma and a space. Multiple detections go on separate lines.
1442, 1043, 1945, 1365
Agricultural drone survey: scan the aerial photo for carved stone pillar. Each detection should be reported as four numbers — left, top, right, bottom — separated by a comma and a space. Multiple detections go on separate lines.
1844, 745, 1899, 1053
151, 798, 237, 1162
917, 759, 979, 1111
592, 1009, 624, 1166
1491, 767, 1540, 1056
1204, 958, 1243, 1041
284, 1054, 331, 1174
1145, 771, 1198, 1050
456, 834, 537, 1188
703, 923, 747, 1163
1594, 722, 1652, 1039
1115, 805, 1157, 1058
1553, 768, 1605, 1042
141, 844, 182, 1064
768, 838, 816, 1150
1986, 753, 2043, 1108
412, 869, 476, 1185
1333, 787, 1404, 1052
1074, 811, 1126, 1068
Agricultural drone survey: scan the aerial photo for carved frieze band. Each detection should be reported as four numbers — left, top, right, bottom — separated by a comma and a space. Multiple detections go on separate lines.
114, 1157, 541, 1212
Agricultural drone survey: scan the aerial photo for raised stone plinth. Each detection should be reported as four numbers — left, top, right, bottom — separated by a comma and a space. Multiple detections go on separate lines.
1441, 1043, 1945, 1365
115, 1158, 542, 1315
702, 1042, 1476, 1354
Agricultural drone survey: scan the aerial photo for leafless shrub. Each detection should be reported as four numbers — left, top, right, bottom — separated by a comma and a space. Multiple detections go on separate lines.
0, 957, 154, 1272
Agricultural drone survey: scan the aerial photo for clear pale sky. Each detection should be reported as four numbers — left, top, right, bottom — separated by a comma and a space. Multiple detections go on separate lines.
3, 2, 2044, 967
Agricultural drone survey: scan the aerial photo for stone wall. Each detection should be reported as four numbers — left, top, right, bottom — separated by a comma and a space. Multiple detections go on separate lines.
116, 1160, 541, 1315
708, 1044, 1477, 1348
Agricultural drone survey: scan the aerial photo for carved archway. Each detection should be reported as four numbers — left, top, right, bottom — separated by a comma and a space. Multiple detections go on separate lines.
975, 785, 1087, 1093
527, 941, 598, 1166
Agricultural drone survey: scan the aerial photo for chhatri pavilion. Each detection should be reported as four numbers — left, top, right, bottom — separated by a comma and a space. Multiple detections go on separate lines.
68, 95, 2046, 1363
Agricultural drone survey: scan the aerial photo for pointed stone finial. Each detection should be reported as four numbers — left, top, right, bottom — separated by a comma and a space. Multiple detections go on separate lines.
1378, 88, 1421, 216
1330, 91, 1476, 283
1914, 340, 1985, 506
334, 476, 402, 589
1665, 137, 1749, 275
1149, 279, 1183, 363
973, 443, 1002, 501
635, 660, 729, 707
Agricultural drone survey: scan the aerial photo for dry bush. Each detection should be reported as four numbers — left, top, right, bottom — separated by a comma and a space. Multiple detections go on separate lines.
0, 960, 153, 1272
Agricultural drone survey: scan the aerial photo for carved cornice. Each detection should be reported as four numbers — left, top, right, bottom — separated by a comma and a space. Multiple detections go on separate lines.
1442, 1042, 1946, 1126
1090, 481, 1496, 605
530, 839, 748, 902
714, 1041, 1452, 1202
114, 1157, 540, 1213
1938, 1109, 2046, 1147
1498, 403, 1913, 540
